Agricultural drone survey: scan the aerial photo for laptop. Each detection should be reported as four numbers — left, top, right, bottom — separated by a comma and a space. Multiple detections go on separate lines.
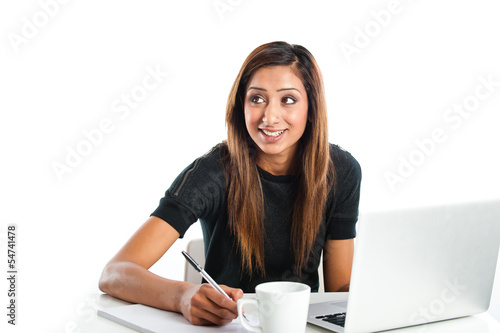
308, 200, 500, 333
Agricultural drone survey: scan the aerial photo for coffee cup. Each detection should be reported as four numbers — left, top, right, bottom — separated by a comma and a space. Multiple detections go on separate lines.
237, 281, 311, 333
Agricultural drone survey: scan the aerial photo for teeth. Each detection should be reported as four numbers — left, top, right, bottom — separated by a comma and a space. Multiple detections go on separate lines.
262, 129, 285, 137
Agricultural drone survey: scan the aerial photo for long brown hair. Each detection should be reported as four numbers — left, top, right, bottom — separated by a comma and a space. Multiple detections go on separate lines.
225, 41, 334, 277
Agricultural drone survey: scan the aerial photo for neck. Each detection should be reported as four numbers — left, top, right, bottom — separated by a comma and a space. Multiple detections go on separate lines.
255, 150, 300, 176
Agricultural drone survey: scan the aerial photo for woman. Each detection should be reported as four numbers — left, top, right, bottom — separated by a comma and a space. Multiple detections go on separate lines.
99, 41, 361, 326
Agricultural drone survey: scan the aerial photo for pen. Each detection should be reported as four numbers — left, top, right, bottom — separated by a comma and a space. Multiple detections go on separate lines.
182, 250, 231, 298
182, 250, 248, 321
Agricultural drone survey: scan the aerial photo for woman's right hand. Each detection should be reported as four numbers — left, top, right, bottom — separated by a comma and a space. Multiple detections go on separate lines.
179, 283, 244, 326
99, 217, 245, 326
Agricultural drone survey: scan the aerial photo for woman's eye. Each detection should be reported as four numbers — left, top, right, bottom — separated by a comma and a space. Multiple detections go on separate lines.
250, 96, 264, 104
282, 96, 296, 104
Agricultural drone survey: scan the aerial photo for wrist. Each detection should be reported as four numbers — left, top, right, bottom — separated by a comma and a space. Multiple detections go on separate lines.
172, 281, 196, 314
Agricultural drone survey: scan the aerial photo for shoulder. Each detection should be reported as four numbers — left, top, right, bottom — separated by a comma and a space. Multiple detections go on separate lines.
328, 143, 362, 199
196, 143, 229, 171
186, 143, 228, 185
329, 143, 361, 180
168, 143, 228, 197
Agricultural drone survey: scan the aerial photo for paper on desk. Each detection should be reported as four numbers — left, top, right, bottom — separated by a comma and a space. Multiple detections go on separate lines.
98, 304, 249, 333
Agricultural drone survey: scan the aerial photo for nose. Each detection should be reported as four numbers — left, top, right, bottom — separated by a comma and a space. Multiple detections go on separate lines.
262, 101, 280, 125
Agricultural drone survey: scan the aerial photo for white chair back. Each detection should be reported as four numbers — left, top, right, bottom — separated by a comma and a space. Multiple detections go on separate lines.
184, 238, 205, 284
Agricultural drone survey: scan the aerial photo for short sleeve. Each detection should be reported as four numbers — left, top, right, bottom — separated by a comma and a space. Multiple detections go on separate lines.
150, 147, 226, 238
325, 145, 362, 239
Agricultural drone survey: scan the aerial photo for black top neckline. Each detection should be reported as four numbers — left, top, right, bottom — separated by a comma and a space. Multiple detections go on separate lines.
257, 166, 296, 183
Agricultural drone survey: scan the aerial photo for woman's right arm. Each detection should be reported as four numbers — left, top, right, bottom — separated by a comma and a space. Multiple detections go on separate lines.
98, 216, 242, 326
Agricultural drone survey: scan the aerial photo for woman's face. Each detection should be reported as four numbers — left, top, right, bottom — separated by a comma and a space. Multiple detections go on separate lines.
244, 65, 308, 173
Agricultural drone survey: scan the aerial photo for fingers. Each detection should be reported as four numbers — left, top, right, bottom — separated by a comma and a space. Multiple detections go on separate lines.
224, 285, 244, 303
188, 302, 233, 326
184, 284, 242, 326
194, 285, 236, 324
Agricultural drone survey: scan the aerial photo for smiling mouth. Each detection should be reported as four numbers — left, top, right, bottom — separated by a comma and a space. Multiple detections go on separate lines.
261, 129, 286, 137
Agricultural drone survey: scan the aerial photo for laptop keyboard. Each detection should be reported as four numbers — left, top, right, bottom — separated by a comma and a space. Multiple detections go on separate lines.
315, 312, 346, 327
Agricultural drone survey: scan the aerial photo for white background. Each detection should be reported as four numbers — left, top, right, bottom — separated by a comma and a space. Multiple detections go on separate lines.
1, 0, 499, 332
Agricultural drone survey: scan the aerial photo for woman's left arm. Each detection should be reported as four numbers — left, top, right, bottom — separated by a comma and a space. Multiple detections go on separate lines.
323, 239, 354, 292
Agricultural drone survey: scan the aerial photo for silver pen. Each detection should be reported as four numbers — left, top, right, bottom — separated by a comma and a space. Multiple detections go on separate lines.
182, 250, 230, 298
181, 250, 248, 320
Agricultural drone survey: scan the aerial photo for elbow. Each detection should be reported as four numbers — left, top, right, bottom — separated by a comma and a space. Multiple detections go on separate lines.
98, 264, 112, 294
98, 262, 123, 296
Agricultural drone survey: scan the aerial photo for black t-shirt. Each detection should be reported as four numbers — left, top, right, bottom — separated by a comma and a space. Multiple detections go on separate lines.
151, 143, 361, 292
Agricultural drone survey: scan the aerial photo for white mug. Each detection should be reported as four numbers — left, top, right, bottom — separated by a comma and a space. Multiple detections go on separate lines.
237, 281, 311, 333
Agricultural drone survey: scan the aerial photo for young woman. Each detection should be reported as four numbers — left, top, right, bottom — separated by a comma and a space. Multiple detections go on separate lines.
99, 41, 361, 326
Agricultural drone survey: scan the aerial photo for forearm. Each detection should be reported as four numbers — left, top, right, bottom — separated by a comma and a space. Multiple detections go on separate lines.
332, 283, 350, 292
323, 239, 354, 293
98, 261, 192, 313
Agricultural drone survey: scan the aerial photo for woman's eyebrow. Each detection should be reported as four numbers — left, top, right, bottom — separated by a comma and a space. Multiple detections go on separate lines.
247, 86, 266, 92
278, 87, 301, 94
247, 86, 302, 94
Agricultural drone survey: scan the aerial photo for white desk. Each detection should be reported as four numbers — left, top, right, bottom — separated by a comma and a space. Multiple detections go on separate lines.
84, 292, 500, 332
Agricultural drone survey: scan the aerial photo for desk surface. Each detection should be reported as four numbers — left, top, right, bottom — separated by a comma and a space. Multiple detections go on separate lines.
84, 292, 500, 333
